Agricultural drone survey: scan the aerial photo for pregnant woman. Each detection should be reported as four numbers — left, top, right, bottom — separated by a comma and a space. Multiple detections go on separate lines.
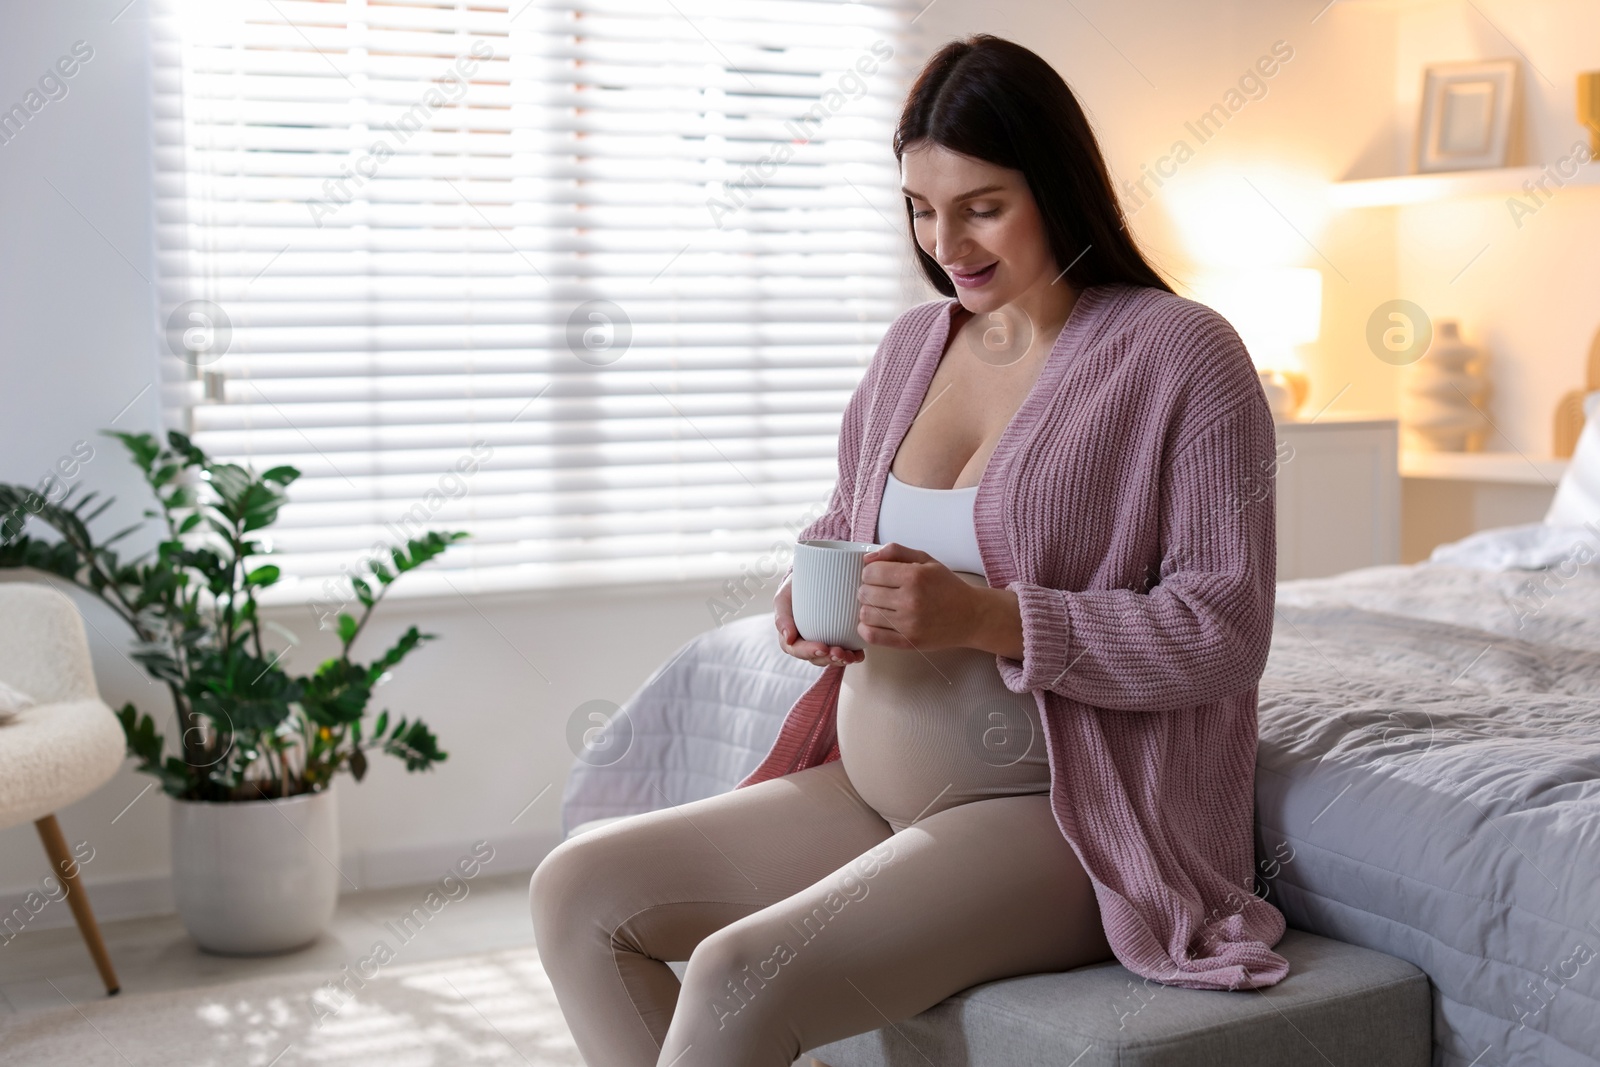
531, 33, 1288, 1067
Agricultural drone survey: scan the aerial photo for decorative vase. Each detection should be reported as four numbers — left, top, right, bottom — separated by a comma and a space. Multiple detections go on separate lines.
170, 785, 340, 955
1400, 320, 1490, 451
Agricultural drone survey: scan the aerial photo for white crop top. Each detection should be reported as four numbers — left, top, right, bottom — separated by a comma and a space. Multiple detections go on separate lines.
874, 469, 987, 579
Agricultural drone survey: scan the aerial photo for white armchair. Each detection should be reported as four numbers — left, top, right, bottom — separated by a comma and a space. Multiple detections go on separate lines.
0, 582, 128, 994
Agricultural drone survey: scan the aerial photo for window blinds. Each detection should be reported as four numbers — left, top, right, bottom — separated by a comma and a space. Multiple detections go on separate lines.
151, 0, 924, 603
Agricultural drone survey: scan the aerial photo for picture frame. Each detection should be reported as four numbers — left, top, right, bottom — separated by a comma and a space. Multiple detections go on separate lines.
1415, 58, 1520, 173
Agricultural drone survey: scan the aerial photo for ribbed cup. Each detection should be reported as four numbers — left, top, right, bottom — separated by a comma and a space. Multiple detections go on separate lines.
791, 539, 881, 650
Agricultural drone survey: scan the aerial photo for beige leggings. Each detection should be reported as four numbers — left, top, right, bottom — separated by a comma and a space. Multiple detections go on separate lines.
528, 755, 1112, 1066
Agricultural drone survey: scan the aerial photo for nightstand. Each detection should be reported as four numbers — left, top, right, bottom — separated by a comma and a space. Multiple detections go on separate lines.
1272, 414, 1400, 580
1397, 451, 1565, 563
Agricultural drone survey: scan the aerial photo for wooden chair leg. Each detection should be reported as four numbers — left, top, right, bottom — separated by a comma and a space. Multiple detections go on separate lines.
34, 814, 119, 995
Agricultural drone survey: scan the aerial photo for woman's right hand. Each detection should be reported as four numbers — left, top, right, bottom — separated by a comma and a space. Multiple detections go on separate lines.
775, 579, 865, 667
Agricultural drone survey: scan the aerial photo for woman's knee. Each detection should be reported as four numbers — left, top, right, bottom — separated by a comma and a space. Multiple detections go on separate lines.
530, 831, 610, 938
678, 917, 796, 1030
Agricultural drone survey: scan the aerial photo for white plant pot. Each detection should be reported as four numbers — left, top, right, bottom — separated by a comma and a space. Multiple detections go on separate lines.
170, 786, 341, 955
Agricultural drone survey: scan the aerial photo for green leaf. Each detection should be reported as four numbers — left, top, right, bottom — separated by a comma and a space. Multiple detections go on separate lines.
349, 745, 368, 781
0, 532, 82, 581
77, 492, 114, 525
364, 625, 433, 685
165, 430, 206, 466
99, 522, 142, 547
0, 506, 26, 546
114, 701, 194, 796
300, 658, 371, 726
159, 756, 193, 796
380, 715, 447, 772
337, 613, 358, 645
207, 464, 252, 510
115, 702, 156, 763
0, 483, 92, 551
186, 650, 300, 733
131, 648, 184, 684
238, 482, 289, 533
351, 576, 373, 608
245, 564, 281, 588
106, 431, 161, 474
393, 531, 459, 573
179, 513, 202, 534
260, 465, 300, 486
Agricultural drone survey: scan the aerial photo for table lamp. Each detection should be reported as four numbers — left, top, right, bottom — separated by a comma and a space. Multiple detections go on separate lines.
1189, 267, 1321, 420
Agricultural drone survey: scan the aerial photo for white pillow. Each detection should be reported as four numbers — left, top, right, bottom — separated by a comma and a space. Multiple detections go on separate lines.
1546, 391, 1600, 526
0, 678, 35, 725
1429, 521, 1597, 570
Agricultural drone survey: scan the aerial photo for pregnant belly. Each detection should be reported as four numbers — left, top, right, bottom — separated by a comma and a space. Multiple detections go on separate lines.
836, 609, 1051, 833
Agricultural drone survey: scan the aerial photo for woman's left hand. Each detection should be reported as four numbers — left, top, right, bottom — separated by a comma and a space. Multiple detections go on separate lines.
856, 542, 983, 651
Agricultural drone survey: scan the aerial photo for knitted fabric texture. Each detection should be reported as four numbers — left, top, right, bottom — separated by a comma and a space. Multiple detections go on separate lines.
735, 283, 1289, 990
0, 583, 125, 828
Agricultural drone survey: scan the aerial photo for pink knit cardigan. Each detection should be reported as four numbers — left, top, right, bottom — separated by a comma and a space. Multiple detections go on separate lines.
734, 283, 1289, 990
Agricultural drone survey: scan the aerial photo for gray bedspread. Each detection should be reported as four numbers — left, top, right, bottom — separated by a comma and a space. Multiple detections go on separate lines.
561, 561, 1600, 1067
1263, 562, 1600, 1067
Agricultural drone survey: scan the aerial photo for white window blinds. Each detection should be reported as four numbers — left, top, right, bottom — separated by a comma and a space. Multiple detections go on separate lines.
151, 0, 923, 602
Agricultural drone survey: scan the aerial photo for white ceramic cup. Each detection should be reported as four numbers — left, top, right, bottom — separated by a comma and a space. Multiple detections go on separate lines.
790, 538, 882, 651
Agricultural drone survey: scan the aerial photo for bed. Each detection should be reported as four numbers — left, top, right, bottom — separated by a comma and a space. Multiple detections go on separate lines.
560, 523, 1600, 1067
1258, 536, 1600, 1067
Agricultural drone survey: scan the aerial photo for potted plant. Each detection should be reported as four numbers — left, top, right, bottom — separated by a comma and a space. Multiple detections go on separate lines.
0, 430, 465, 954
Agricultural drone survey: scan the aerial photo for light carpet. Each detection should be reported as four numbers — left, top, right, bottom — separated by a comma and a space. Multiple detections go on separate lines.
0, 945, 585, 1066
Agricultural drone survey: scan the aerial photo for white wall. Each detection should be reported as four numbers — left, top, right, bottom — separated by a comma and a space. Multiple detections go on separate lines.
0, 1, 173, 916
5, 0, 1586, 926
1391, 0, 1600, 457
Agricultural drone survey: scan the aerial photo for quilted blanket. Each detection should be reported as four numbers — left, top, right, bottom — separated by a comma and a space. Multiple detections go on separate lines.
1262, 560, 1600, 1067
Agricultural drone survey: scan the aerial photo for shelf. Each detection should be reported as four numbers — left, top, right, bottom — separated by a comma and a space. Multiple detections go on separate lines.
1399, 450, 1567, 485
1329, 160, 1600, 208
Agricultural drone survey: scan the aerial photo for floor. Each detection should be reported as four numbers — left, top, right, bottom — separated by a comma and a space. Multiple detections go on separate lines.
0, 871, 823, 1066
0, 871, 543, 1016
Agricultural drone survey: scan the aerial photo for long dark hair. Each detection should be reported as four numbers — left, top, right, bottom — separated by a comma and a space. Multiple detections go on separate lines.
895, 34, 1172, 297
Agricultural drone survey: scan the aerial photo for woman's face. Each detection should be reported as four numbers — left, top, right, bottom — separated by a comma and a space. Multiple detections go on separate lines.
899, 141, 1059, 314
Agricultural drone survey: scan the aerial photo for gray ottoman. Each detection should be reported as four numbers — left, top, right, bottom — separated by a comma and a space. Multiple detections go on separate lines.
807, 928, 1430, 1067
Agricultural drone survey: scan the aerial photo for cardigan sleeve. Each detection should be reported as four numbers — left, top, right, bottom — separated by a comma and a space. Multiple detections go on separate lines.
995, 397, 1278, 711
